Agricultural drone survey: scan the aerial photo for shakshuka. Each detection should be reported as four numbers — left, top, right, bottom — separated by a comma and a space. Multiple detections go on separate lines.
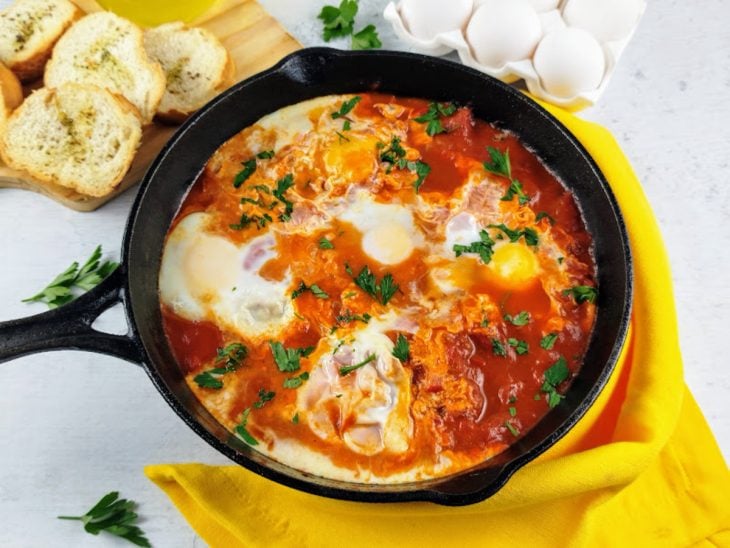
159, 93, 597, 483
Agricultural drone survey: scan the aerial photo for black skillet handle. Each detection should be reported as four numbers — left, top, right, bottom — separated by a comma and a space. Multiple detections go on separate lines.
0, 266, 144, 365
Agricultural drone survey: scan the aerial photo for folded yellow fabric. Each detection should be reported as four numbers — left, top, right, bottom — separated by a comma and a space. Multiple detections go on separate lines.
146, 104, 730, 547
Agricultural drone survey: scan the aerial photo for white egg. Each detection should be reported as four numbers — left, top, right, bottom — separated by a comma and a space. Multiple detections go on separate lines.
466, 0, 542, 68
533, 28, 606, 98
527, 0, 559, 11
159, 212, 294, 339
563, 0, 642, 42
400, 0, 474, 41
339, 191, 423, 265
444, 212, 482, 253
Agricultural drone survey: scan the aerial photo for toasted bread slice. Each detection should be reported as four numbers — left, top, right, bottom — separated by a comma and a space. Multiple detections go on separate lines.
144, 21, 234, 123
45, 12, 165, 124
0, 0, 81, 82
0, 83, 142, 197
0, 61, 23, 127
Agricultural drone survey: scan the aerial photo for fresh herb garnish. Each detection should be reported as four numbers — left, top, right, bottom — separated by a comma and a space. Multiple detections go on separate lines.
413, 102, 456, 136
504, 421, 520, 437
292, 412, 300, 424
332, 96, 361, 119
318, 0, 358, 41
351, 24, 382, 50
378, 136, 407, 169
342, 120, 351, 131
193, 342, 248, 389
253, 388, 276, 408
540, 333, 558, 350
335, 309, 371, 326
22, 245, 118, 309
318, 237, 334, 249
273, 173, 295, 221
563, 285, 598, 304
283, 372, 310, 389
483, 146, 512, 179
392, 334, 410, 362
502, 179, 530, 206
233, 158, 257, 188
536, 211, 555, 225
492, 338, 507, 357
488, 223, 539, 246
269, 341, 315, 372
352, 265, 399, 305
291, 281, 329, 299
541, 356, 570, 408
229, 212, 272, 230
339, 353, 377, 376
508, 338, 529, 355
58, 491, 150, 547
509, 406, 517, 417
257, 150, 275, 159
504, 311, 530, 326
409, 160, 431, 192
453, 230, 495, 264
235, 408, 257, 445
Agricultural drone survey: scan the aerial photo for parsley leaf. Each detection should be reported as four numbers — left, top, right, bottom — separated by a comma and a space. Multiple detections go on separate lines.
318, 0, 358, 41
540, 333, 558, 350
504, 421, 520, 437
453, 229, 496, 264
22, 246, 118, 309
193, 342, 248, 389
269, 341, 314, 372
253, 388, 276, 408
235, 407, 257, 445
392, 334, 410, 362
335, 309, 371, 326
488, 223, 539, 246
58, 492, 150, 547
257, 150, 275, 159
408, 160, 431, 192
318, 237, 334, 249
504, 311, 530, 326
492, 338, 507, 357
536, 211, 555, 225
501, 179, 530, 205
272, 173, 295, 221
378, 136, 407, 168
352, 24, 381, 50
563, 285, 598, 304
292, 413, 300, 424
541, 356, 571, 408
229, 212, 272, 231
352, 265, 399, 305
508, 338, 529, 355
332, 96, 361, 119
483, 146, 511, 179
339, 353, 377, 376
283, 372, 310, 389
233, 158, 257, 188
413, 102, 457, 136
291, 281, 329, 299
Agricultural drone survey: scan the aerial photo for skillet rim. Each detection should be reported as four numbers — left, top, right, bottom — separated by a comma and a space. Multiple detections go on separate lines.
122, 47, 633, 505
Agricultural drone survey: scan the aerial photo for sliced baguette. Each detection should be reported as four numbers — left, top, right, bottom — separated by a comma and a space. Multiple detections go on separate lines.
0, 0, 81, 82
0, 83, 142, 197
45, 12, 165, 124
144, 21, 234, 123
0, 61, 23, 128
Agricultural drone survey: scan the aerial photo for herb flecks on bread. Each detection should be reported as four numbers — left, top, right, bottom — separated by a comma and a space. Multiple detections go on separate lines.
0, 0, 81, 81
0, 84, 142, 197
144, 21, 234, 122
45, 12, 165, 124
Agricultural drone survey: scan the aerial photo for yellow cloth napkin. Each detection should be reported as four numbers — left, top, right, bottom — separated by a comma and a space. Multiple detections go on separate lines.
146, 105, 730, 547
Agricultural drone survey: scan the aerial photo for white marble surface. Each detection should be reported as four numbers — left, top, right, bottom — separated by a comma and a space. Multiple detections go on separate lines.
1, 1, 728, 546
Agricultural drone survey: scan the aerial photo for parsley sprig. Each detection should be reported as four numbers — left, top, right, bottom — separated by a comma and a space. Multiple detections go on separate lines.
563, 285, 598, 304
332, 96, 361, 120
540, 332, 558, 350
351, 264, 399, 305
488, 223, 539, 246
504, 311, 530, 326
413, 102, 456, 136
483, 146, 532, 206
541, 356, 570, 408
291, 281, 329, 300
269, 341, 314, 372
193, 343, 248, 389
391, 334, 410, 362
58, 491, 150, 547
453, 230, 496, 264
22, 246, 118, 309
377, 136, 431, 192
235, 389, 276, 445
352, 24, 382, 50
318, 0, 381, 49
339, 353, 377, 376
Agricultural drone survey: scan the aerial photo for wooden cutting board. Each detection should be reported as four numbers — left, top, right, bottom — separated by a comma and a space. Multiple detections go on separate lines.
0, 0, 301, 211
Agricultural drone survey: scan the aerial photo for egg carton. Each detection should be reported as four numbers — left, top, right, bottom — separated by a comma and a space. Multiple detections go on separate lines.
384, 0, 646, 111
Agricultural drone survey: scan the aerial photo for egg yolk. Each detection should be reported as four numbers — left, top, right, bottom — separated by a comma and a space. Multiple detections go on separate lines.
362, 222, 414, 265
325, 136, 379, 183
488, 242, 539, 288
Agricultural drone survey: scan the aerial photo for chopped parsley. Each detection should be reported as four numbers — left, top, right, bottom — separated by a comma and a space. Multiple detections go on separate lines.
269, 341, 315, 372
492, 338, 507, 357
488, 223, 539, 246
508, 338, 529, 355
335, 309, 371, 326
233, 158, 257, 188
283, 372, 310, 389
235, 408, 257, 445
410, 160, 431, 192
541, 356, 570, 408
253, 388, 276, 408
540, 332, 558, 350
483, 146, 512, 179
229, 212, 272, 230
563, 285, 598, 304
318, 237, 335, 249
272, 173, 295, 221
501, 179, 530, 206
413, 102, 457, 136
257, 150, 275, 159
351, 24, 382, 50
378, 136, 431, 191
504, 421, 520, 437
331, 95, 361, 119
292, 413, 300, 424
536, 211, 555, 225
291, 281, 329, 299
339, 353, 377, 376
318, 0, 358, 41
352, 265, 399, 305
508, 406, 517, 417
391, 334, 410, 362
193, 343, 248, 389
453, 229, 496, 264
504, 311, 530, 326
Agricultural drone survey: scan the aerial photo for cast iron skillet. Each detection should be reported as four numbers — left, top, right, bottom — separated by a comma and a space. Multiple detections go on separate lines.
0, 48, 632, 506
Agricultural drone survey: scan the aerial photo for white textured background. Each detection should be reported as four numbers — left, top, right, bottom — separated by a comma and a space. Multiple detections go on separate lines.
1, 1, 728, 546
